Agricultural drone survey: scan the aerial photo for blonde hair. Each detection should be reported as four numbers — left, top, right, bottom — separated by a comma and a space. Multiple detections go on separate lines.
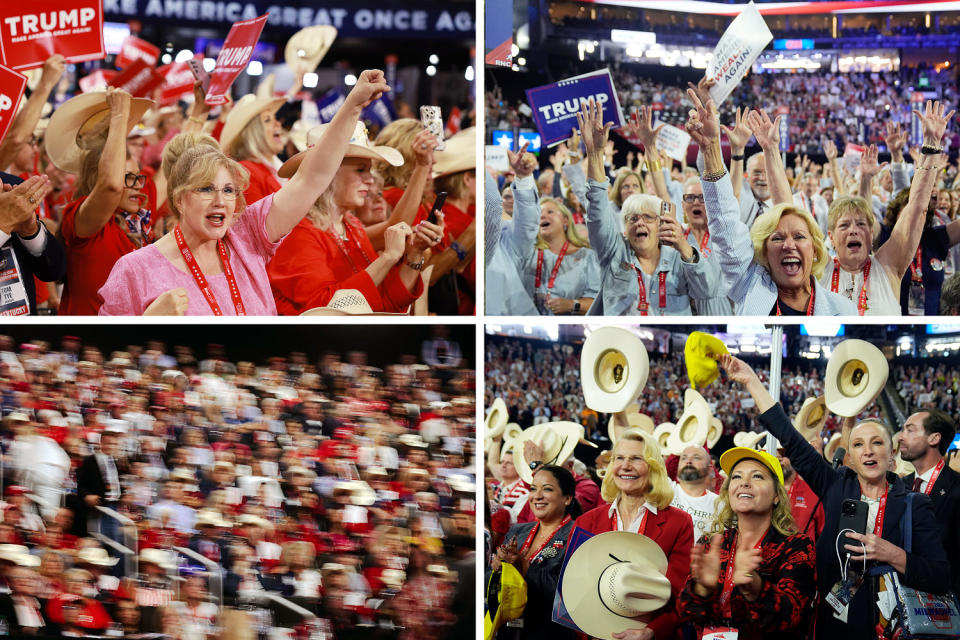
162, 132, 220, 180
226, 113, 274, 163
827, 195, 873, 233
610, 171, 644, 208
536, 197, 590, 249
599, 428, 674, 508
751, 204, 829, 280
167, 146, 249, 220
372, 118, 424, 189
281, 540, 316, 568
435, 170, 473, 201
708, 462, 797, 537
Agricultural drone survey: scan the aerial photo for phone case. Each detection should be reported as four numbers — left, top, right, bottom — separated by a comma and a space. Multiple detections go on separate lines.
420, 105, 445, 151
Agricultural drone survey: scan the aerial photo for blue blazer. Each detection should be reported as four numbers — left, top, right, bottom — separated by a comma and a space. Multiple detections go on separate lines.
759, 404, 949, 640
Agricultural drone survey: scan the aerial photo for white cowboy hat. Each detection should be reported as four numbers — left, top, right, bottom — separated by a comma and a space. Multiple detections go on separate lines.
237, 514, 274, 530
299, 289, 401, 316
486, 398, 509, 439
513, 421, 584, 484
561, 531, 671, 639
279, 121, 404, 179
447, 475, 476, 494
609, 403, 656, 444
824, 339, 888, 418
665, 389, 712, 456
196, 509, 233, 529
793, 396, 827, 441
0, 544, 39, 567
732, 430, 769, 450
581, 327, 649, 414
46, 91, 154, 174
220, 94, 285, 154
652, 423, 675, 455
139, 548, 177, 570
398, 433, 428, 449
432, 127, 476, 178
706, 417, 723, 450
284, 25, 337, 72
334, 480, 377, 506
824, 432, 844, 463
496, 424, 524, 462
380, 568, 405, 588
77, 547, 119, 567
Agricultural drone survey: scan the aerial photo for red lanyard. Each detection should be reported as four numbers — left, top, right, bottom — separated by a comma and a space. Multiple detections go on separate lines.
610, 504, 649, 534
868, 484, 889, 536
330, 222, 372, 274
684, 227, 711, 256
831, 258, 871, 316
535, 241, 570, 290
775, 286, 815, 316
911, 247, 924, 283
634, 267, 666, 314
518, 515, 571, 560
922, 459, 945, 496
173, 225, 245, 316
718, 530, 766, 620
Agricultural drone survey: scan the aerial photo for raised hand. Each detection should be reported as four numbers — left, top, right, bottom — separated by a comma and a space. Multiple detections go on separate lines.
884, 121, 908, 158
745, 109, 781, 151
39, 54, 66, 90
684, 88, 720, 147
575, 98, 613, 156
568, 127, 583, 157
687, 76, 717, 109
347, 69, 390, 108
717, 353, 760, 387
105, 87, 132, 115
627, 105, 665, 155
913, 100, 956, 149
824, 139, 838, 162
506, 141, 536, 179
658, 205, 692, 259
720, 107, 752, 152
860, 144, 887, 179
411, 129, 440, 167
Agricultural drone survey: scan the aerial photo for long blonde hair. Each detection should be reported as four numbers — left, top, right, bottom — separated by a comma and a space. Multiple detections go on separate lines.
707, 464, 797, 537
226, 114, 274, 164
599, 428, 674, 509
535, 197, 590, 250
372, 119, 423, 189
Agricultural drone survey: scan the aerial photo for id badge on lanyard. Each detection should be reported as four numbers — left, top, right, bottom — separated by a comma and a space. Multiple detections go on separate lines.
0, 246, 30, 316
908, 248, 925, 315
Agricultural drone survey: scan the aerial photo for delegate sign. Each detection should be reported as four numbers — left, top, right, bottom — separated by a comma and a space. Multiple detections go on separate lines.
0, 1, 105, 71
705, 1, 772, 106
525, 69, 626, 148
0, 63, 27, 145
205, 13, 268, 105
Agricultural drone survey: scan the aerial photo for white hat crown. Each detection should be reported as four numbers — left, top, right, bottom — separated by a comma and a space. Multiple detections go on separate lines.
599, 562, 671, 616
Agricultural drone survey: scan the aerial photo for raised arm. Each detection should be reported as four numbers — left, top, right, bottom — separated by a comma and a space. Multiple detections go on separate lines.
746, 109, 792, 205
577, 99, 621, 267
876, 101, 955, 280
720, 107, 752, 202
824, 139, 845, 197
507, 144, 542, 264
858, 144, 886, 237
484, 170, 502, 264
267, 69, 390, 242
626, 106, 671, 202
74, 88, 134, 238
0, 55, 64, 169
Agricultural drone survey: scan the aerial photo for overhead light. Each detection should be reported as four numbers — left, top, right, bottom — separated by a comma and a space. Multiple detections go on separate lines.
160, 53, 172, 64
426, 65, 437, 76
303, 73, 318, 88
246, 61, 262, 76
344, 74, 357, 86
429, 54, 439, 64
203, 58, 216, 72
465, 65, 474, 81
175, 49, 193, 63
511, 44, 520, 57
516, 57, 526, 66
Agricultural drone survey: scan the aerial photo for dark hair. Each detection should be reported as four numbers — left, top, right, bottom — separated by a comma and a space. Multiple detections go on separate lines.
533, 464, 582, 519
940, 273, 960, 315
920, 408, 956, 456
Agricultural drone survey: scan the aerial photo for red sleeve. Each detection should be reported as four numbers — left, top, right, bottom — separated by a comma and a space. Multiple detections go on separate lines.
648, 509, 694, 640
380, 264, 423, 311
211, 120, 224, 142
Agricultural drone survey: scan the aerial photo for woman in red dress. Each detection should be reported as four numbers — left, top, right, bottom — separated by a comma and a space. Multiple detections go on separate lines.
575, 428, 693, 640
220, 95, 286, 204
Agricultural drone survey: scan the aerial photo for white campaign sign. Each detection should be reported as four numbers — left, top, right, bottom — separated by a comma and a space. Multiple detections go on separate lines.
655, 122, 692, 162
706, 2, 773, 105
844, 144, 865, 174
485, 145, 509, 172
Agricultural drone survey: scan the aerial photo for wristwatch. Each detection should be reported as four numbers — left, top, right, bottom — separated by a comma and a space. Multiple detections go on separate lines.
528, 460, 543, 470
573, 301, 581, 313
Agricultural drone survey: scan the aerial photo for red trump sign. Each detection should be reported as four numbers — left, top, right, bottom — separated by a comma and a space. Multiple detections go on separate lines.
204, 13, 268, 106
0, 1, 105, 71
0, 63, 27, 144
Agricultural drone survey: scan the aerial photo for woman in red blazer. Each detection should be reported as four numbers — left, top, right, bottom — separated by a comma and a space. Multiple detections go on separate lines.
575, 428, 694, 640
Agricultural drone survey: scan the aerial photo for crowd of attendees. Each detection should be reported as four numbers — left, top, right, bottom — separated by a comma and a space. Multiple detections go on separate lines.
0, 330, 475, 638
2, 49, 476, 316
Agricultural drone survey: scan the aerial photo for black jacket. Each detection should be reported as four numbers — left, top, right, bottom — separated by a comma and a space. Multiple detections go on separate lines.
903, 461, 960, 593
760, 404, 949, 640
0, 171, 66, 315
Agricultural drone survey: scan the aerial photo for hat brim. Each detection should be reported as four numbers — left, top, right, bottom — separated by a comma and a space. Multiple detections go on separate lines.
824, 339, 888, 417
666, 390, 712, 456
220, 96, 285, 154
284, 26, 337, 71
561, 531, 670, 640
719, 446, 784, 485
514, 421, 583, 484
46, 92, 155, 174
278, 142, 403, 179
486, 398, 508, 438
581, 327, 649, 414
793, 396, 827, 441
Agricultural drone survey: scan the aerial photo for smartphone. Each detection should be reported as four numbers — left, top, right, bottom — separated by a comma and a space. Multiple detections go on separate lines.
427, 191, 447, 225
838, 499, 868, 557
660, 201, 674, 219
187, 57, 211, 93
420, 105, 445, 151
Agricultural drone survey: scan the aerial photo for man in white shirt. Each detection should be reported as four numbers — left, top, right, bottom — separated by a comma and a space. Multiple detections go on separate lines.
669, 446, 719, 542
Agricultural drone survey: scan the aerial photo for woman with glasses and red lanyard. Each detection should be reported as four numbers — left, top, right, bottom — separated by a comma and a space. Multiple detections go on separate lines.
575, 429, 694, 640
52, 88, 155, 315
96, 71, 392, 315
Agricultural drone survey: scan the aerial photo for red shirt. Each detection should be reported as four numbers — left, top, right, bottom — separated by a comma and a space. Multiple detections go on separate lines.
786, 474, 824, 541
46, 595, 113, 631
268, 214, 422, 315
240, 159, 281, 206
439, 201, 475, 314
59, 197, 140, 315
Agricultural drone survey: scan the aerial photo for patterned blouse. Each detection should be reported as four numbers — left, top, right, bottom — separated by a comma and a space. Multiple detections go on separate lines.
676, 526, 817, 640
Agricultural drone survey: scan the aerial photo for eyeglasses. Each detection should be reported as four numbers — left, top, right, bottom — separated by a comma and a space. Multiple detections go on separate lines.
124, 173, 147, 190
682, 194, 705, 204
625, 213, 658, 225
194, 185, 238, 202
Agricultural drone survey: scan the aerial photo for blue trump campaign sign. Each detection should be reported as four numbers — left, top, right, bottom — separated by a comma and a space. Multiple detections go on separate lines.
525, 69, 626, 147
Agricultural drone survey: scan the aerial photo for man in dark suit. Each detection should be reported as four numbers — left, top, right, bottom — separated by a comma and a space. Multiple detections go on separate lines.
0, 564, 47, 635
900, 408, 960, 592
74, 429, 124, 540
0, 172, 66, 315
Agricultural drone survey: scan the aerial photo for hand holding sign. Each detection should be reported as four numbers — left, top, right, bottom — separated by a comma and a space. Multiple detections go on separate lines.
745, 109, 781, 151
346, 69, 390, 110
38, 54, 65, 91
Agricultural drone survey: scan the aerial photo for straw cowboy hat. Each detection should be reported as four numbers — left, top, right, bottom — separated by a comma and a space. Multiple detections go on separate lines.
287, 119, 311, 152
220, 94, 285, 154
732, 430, 769, 450
497, 423, 524, 462
581, 326, 649, 414
824, 339, 888, 417
793, 396, 828, 441
279, 121, 404, 179
609, 403, 656, 444
720, 446, 785, 485
665, 389, 712, 456
486, 398, 509, 439
561, 531, 671, 639
0, 545, 39, 567
285, 25, 337, 72
706, 417, 723, 449
652, 423, 676, 455
299, 289, 401, 316
432, 126, 476, 178
46, 91, 154, 174
684, 331, 729, 390
77, 547, 119, 567
513, 421, 586, 484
